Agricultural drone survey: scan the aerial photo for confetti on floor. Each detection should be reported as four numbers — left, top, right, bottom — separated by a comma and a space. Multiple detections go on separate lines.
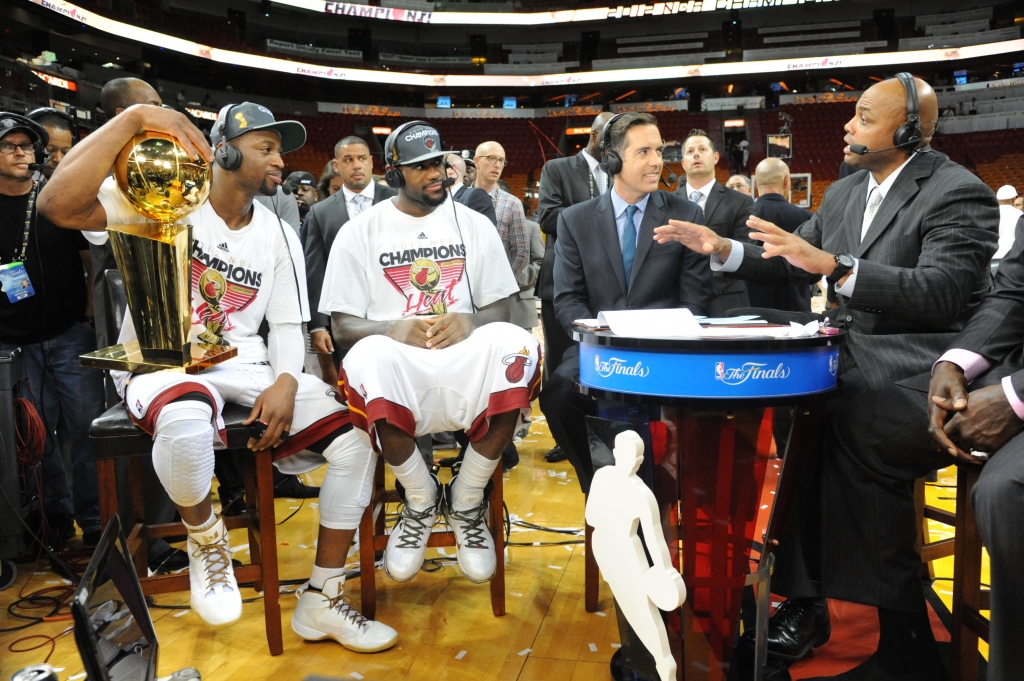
455, 650, 467, 660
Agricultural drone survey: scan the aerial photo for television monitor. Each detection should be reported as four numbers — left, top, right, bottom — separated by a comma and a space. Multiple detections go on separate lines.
766, 134, 792, 159
436, 96, 451, 108
503, 96, 517, 109
71, 517, 158, 681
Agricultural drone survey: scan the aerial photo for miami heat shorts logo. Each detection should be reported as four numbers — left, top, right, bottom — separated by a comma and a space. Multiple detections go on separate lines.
502, 347, 533, 383
409, 258, 441, 292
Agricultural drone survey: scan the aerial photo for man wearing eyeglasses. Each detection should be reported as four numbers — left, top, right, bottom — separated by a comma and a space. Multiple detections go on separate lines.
0, 113, 104, 549
474, 142, 528, 277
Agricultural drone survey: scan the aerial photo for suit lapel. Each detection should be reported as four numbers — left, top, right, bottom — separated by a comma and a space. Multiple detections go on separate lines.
855, 155, 933, 257
839, 174, 869, 253
628, 192, 664, 291
370, 184, 387, 205
596, 193, 628, 296
328, 193, 350, 243
702, 182, 724, 224
574, 152, 595, 198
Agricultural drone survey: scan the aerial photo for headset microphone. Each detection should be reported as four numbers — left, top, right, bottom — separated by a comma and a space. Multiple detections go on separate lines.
850, 143, 900, 155
440, 176, 457, 189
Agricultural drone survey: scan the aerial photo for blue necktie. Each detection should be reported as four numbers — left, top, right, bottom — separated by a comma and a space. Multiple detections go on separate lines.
622, 204, 639, 284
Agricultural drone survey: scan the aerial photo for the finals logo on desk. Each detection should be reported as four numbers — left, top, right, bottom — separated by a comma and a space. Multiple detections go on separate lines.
714, 362, 791, 386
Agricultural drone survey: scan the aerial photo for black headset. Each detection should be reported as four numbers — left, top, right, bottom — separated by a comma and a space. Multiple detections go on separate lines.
892, 72, 923, 151
598, 112, 628, 176
213, 104, 244, 171
0, 112, 50, 171
27, 106, 80, 144
383, 120, 449, 189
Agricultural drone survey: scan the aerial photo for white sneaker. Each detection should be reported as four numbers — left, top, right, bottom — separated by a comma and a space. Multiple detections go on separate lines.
292, 576, 398, 653
444, 479, 496, 583
187, 518, 242, 627
384, 479, 438, 582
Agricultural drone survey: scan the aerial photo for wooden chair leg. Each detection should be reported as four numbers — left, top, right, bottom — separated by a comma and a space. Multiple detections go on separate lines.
585, 522, 599, 612
489, 464, 505, 617
96, 458, 119, 527
914, 477, 936, 581
359, 501, 377, 621
255, 451, 283, 656
243, 453, 262, 592
127, 457, 149, 578
951, 466, 982, 681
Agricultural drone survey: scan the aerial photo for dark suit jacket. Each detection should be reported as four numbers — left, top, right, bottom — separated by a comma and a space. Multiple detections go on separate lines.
748, 193, 814, 313
728, 149, 999, 389
302, 183, 397, 331
537, 152, 601, 302
675, 180, 755, 312
934, 215, 1024, 392
553, 190, 714, 357
453, 185, 497, 225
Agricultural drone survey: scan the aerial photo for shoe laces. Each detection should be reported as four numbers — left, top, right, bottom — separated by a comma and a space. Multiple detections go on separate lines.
448, 501, 489, 549
394, 505, 435, 549
326, 593, 368, 630
191, 535, 233, 593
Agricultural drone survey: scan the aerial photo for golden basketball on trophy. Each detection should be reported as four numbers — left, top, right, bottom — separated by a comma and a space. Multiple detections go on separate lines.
81, 131, 237, 374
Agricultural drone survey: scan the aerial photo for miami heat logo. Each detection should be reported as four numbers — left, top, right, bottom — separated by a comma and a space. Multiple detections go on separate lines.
423, 136, 435, 151
502, 347, 533, 383
192, 261, 259, 346
199, 269, 226, 306
409, 258, 441, 292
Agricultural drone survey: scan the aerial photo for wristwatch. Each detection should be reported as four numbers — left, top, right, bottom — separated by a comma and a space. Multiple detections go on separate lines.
826, 252, 855, 286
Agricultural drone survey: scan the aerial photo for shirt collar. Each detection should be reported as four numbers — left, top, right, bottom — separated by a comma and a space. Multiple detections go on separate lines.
581, 149, 601, 171
866, 153, 915, 201
610, 186, 651, 218
342, 182, 375, 203
685, 179, 716, 200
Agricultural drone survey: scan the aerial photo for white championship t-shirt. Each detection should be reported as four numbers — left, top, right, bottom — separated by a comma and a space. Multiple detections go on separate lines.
97, 182, 309, 365
320, 198, 518, 320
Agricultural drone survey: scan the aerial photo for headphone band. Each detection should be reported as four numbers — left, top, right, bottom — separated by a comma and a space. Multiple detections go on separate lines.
599, 112, 627, 154
27, 107, 79, 144
896, 72, 919, 123
385, 119, 433, 168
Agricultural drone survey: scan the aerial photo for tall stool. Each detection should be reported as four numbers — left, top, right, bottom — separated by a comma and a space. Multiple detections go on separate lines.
950, 461, 990, 681
915, 477, 957, 580
90, 403, 284, 656
358, 458, 505, 620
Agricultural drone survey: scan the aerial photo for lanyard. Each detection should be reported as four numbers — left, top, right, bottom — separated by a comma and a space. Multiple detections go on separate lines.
7, 181, 38, 264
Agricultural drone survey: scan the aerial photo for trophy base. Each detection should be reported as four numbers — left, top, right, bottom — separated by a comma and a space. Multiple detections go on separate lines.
80, 340, 238, 374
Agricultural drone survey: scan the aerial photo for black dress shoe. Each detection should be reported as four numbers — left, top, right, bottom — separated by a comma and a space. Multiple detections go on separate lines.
544, 446, 568, 463
81, 529, 102, 547
803, 652, 951, 681
149, 547, 189, 573
740, 597, 831, 663
272, 471, 320, 499
733, 650, 793, 681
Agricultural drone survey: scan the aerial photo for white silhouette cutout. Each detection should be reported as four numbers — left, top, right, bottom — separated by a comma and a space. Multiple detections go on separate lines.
586, 430, 686, 681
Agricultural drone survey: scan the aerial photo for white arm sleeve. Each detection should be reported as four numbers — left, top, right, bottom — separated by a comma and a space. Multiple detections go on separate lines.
267, 321, 305, 382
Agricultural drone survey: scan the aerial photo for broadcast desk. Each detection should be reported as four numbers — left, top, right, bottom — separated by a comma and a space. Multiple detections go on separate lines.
574, 325, 844, 681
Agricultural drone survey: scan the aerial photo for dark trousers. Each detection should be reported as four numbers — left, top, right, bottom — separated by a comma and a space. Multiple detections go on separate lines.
970, 430, 1024, 680
540, 300, 573, 382
2, 323, 105, 533
772, 367, 952, 613
538, 354, 596, 493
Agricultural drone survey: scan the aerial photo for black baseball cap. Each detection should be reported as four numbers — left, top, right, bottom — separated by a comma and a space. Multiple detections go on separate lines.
211, 102, 305, 153
285, 171, 316, 191
0, 114, 44, 144
461, 149, 476, 168
388, 122, 447, 166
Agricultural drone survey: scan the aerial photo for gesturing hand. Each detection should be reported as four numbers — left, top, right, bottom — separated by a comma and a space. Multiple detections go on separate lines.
927, 361, 971, 461
746, 216, 835, 275
387, 317, 433, 348
944, 384, 1023, 460
653, 220, 731, 259
244, 374, 298, 452
425, 313, 475, 349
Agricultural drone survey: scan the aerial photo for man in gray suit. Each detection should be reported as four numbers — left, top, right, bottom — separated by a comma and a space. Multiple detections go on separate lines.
303, 136, 397, 387
656, 75, 997, 679
541, 112, 712, 494
536, 112, 614, 463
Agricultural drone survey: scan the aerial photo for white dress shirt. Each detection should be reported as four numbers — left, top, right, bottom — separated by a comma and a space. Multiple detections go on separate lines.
684, 179, 715, 210
581, 149, 608, 196
996, 204, 1023, 259
712, 154, 916, 301
342, 182, 375, 218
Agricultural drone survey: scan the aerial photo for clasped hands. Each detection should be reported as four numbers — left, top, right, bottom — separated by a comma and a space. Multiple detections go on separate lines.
387, 313, 475, 350
652, 215, 838, 277
928, 362, 1023, 463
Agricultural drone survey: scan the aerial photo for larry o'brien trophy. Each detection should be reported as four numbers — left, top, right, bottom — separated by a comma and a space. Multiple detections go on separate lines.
80, 131, 237, 374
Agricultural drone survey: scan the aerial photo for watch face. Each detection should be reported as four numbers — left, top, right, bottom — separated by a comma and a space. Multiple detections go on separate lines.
837, 253, 855, 268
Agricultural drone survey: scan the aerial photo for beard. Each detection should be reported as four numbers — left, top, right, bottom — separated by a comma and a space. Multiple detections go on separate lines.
258, 178, 278, 197
421, 186, 448, 208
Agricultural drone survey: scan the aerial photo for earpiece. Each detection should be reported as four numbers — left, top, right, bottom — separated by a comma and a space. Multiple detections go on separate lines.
0, 112, 50, 172
599, 112, 628, 177
214, 104, 243, 171
892, 72, 923, 151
